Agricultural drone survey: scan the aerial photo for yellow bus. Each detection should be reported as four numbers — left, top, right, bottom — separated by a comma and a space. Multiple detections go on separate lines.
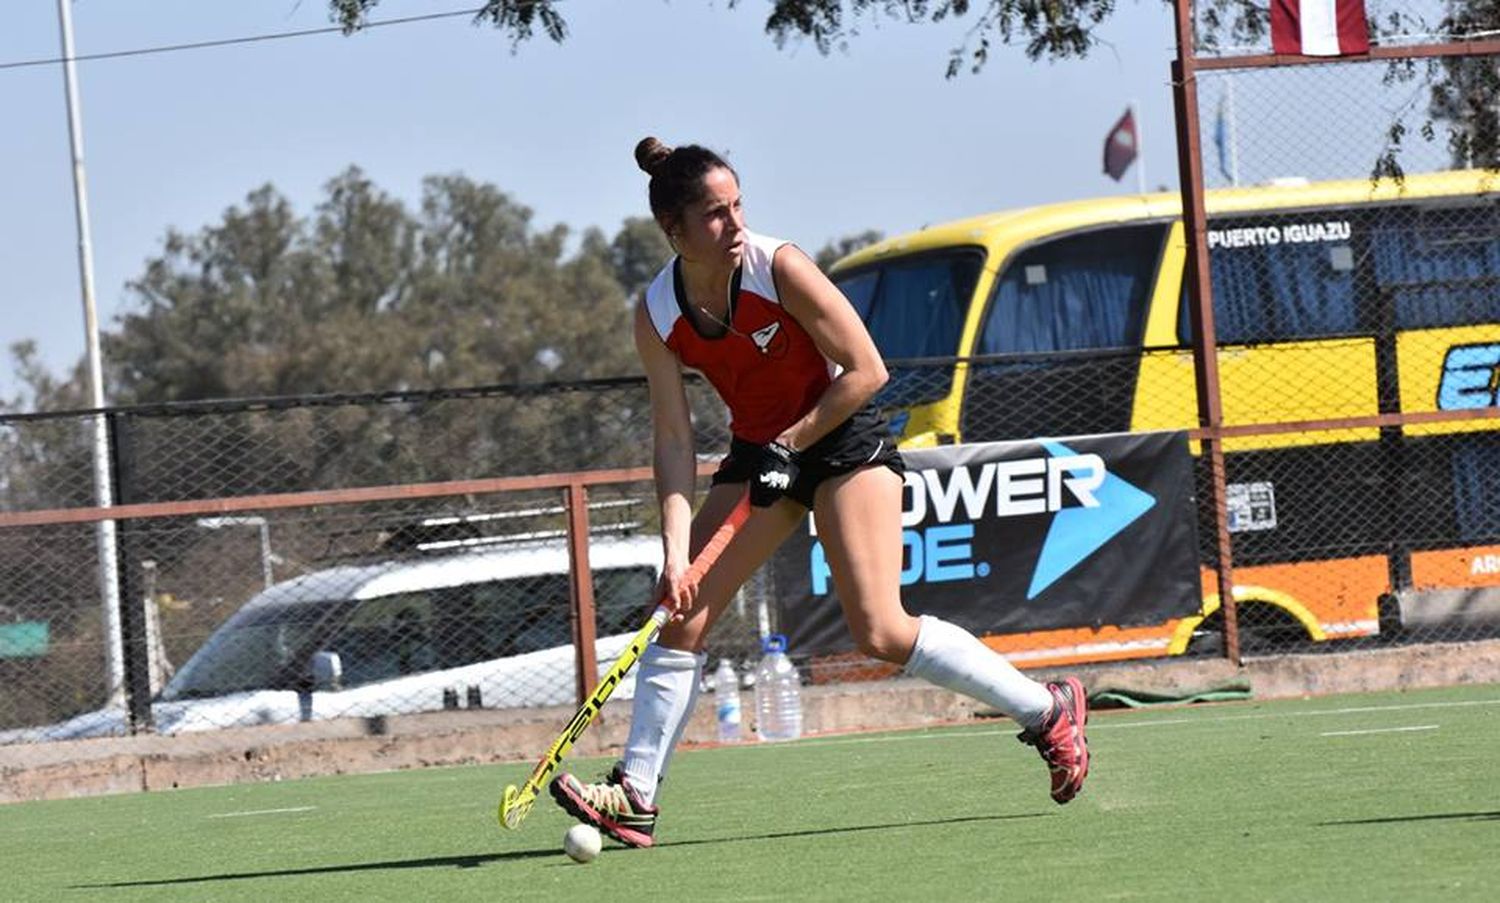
830, 170, 1500, 666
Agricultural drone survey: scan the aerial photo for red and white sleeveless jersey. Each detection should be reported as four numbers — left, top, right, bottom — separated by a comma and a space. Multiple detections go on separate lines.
642, 231, 833, 444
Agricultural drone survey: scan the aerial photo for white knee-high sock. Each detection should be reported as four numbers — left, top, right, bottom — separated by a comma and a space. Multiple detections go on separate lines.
903, 615, 1053, 729
620, 644, 705, 806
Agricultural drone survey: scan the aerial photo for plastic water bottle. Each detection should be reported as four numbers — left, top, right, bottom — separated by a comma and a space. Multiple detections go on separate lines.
753, 634, 803, 742
714, 658, 742, 743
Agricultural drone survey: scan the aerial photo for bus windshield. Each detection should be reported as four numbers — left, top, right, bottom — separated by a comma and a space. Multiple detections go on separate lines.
834, 248, 984, 360
835, 249, 985, 414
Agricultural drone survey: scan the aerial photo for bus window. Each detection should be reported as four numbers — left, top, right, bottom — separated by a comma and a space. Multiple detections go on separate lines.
834, 249, 984, 415
1178, 215, 1359, 345
980, 224, 1165, 354
832, 249, 983, 359
837, 269, 879, 322
1450, 437, 1500, 542
962, 224, 1166, 441
1369, 203, 1500, 328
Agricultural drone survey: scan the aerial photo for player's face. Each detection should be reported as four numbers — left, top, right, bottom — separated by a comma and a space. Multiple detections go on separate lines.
675, 167, 745, 268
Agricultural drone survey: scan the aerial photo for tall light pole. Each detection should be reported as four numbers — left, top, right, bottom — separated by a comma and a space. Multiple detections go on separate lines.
56, 0, 125, 708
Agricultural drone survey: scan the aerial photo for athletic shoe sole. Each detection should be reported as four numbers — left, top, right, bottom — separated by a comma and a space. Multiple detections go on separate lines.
548, 776, 656, 848
1051, 676, 1090, 804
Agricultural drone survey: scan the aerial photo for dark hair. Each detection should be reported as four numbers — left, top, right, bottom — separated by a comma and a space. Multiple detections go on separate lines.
633, 136, 737, 230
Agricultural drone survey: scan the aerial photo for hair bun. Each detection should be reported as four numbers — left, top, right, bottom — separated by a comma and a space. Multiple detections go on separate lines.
634, 137, 673, 176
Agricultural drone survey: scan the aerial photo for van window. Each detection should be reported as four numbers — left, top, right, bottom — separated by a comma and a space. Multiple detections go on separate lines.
332, 592, 439, 686
979, 224, 1164, 353
159, 601, 337, 699
160, 564, 659, 698
833, 249, 983, 359
467, 565, 657, 668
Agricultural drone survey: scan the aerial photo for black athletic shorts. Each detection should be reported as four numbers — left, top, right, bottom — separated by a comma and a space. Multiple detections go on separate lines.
711, 406, 905, 508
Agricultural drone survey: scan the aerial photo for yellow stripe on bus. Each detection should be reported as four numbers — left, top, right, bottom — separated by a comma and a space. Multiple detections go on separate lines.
1132, 339, 1380, 450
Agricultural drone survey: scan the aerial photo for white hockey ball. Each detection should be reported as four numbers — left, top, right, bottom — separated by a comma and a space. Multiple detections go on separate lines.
564, 824, 602, 863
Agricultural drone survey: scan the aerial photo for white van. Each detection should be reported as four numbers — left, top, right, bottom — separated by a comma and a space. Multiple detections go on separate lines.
11, 534, 660, 741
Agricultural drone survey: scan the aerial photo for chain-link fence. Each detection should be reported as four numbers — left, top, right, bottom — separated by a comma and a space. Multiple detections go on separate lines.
0, 378, 773, 743
1174, 3, 1500, 660
1, 377, 729, 510
2, 344, 1496, 742
4, 4, 1500, 748
799, 4, 1500, 676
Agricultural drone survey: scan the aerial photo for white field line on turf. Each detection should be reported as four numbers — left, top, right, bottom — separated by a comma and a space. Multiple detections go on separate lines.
1320, 724, 1439, 737
1097, 696, 1500, 730
787, 697, 1500, 749
206, 806, 317, 819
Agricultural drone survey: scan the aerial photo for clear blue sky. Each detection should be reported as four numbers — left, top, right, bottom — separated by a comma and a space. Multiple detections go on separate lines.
2, 1, 1185, 404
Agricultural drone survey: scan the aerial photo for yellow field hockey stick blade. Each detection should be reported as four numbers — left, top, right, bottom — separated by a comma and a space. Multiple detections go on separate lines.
495, 492, 751, 831
496, 605, 669, 830
499, 784, 531, 829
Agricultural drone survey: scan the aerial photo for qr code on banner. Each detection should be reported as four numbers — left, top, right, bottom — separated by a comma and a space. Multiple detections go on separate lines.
1226, 482, 1277, 533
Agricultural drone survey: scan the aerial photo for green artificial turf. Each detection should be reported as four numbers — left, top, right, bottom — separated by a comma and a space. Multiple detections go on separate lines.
6, 683, 1498, 902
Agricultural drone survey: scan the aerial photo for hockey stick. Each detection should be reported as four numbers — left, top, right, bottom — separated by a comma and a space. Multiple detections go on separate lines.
498, 491, 752, 830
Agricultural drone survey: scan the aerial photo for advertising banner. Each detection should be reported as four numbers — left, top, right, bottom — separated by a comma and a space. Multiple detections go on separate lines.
775, 431, 1202, 654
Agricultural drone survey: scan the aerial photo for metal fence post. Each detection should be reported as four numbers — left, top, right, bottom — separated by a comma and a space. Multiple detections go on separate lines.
565, 483, 600, 707
1171, 0, 1240, 664
107, 411, 155, 732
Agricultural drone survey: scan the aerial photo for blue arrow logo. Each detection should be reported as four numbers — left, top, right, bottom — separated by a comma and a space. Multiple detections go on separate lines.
1027, 440, 1156, 600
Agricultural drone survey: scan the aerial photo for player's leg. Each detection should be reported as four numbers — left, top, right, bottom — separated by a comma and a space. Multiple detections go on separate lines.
551, 483, 804, 845
622, 484, 801, 796
811, 465, 1090, 803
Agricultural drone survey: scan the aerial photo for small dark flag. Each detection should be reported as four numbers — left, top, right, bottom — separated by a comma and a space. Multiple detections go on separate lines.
1103, 108, 1138, 182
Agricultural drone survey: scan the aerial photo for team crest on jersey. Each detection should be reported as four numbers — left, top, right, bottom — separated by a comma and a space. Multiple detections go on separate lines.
749, 320, 789, 357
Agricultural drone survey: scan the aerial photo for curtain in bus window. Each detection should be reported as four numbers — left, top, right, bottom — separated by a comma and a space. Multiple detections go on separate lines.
1368, 205, 1500, 328
1199, 249, 1264, 343
981, 225, 1162, 353
1258, 241, 1357, 338
863, 257, 974, 358
836, 269, 879, 322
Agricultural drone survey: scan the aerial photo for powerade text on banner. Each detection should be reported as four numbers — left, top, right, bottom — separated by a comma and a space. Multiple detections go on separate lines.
774, 431, 1202, 656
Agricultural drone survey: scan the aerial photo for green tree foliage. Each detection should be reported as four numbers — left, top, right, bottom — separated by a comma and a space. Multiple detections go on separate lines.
329, 1, 1500, 178
107, 168, 641, 404
331, 0, 1117, 74
75, 167, 680, 502
607, 217, 675, 299
0, 343, 98, 511
814, 229, 885, 272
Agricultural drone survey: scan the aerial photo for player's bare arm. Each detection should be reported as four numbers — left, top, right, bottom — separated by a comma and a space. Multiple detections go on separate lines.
633, 300, 699, 614
770, 243, 889, 452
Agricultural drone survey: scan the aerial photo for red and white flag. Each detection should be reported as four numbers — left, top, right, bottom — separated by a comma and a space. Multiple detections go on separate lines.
1103, 108, 1138, 182
1271, 0, 1370, 57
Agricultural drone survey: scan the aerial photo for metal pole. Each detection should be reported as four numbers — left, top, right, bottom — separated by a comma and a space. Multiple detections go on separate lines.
1225, 76, 1241, 186
258, 520, 274, 589
564, 484, 599, 707
1171, 0, 1240, 664
56, 0, 126, 706
1132, 100, 1148, 194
